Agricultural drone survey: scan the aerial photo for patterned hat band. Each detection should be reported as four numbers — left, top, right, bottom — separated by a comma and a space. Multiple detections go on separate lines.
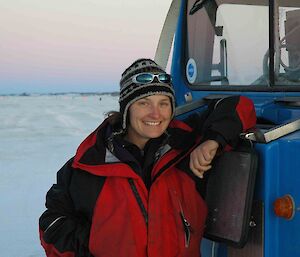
119, 82, 174, 102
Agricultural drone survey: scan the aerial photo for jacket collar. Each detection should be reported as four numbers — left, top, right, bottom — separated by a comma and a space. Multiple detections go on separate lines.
72, 118, 196, 177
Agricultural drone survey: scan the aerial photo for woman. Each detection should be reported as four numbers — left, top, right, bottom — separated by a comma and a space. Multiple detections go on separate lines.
39, 58, 256, 257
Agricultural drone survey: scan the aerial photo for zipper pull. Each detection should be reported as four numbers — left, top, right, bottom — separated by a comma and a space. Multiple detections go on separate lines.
180, 210, 191, 248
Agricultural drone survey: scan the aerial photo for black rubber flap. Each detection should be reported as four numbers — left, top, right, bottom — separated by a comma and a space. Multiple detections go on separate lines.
204, 146, 258, 248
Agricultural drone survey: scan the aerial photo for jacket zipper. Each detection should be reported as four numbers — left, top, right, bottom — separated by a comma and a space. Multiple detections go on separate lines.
176, 197, 192, 248
128, 178, 148, 225
180, 209, 191, 248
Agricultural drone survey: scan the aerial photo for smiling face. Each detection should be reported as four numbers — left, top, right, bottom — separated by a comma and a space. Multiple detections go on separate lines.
125, 94, 173, 149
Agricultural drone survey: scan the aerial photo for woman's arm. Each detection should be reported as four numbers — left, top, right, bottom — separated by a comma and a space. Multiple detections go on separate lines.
39, 159, 93, 257
187, 95, 256, 178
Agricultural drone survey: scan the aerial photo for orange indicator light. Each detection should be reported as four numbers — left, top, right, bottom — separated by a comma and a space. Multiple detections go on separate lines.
273, 194, 295, 220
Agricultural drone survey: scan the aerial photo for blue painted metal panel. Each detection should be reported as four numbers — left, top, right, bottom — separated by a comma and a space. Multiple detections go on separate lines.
170, 0, 188, 107
271, 135, 300, 257
255, 132, 300, 257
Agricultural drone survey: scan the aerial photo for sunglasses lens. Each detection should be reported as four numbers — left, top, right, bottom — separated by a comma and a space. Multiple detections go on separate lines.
158, 73, 171, 83
135, 73, 153, 84
134, 73, 171, 84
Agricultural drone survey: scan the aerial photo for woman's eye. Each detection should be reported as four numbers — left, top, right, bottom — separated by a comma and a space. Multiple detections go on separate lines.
138, 101, 148, 106
160, 102, 170, 107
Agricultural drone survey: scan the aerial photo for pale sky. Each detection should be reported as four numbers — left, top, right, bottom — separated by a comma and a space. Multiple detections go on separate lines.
0, 0, 172, 94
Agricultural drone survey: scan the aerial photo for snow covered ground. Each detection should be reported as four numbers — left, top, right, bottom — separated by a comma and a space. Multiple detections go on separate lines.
0, 94, 119, 257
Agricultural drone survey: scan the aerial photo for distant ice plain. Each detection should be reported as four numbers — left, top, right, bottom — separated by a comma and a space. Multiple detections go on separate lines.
0, 94, 119, 257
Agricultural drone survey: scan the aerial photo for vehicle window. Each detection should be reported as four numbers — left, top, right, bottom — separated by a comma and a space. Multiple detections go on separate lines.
185, 0, 300, 88
278, 6, 300, 84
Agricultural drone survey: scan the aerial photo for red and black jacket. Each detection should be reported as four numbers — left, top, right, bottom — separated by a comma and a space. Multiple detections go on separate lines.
39, 95, 256, 257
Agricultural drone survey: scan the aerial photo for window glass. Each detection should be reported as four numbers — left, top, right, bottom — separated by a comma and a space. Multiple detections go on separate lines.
277, 6, 300, 84
186, 0, 300, 88
186, 0, 269, 86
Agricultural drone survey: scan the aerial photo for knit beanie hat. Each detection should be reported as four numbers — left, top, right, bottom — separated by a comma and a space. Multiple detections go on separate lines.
119, 58, 175, 130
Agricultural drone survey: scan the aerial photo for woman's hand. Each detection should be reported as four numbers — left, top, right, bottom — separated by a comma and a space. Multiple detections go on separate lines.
189, 140, 219, 179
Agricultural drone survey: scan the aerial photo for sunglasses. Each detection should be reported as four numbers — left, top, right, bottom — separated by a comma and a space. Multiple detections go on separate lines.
131, 72, 172, 85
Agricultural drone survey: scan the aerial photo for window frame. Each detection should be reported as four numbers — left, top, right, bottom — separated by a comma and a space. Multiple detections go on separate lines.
182, 0, 300, 92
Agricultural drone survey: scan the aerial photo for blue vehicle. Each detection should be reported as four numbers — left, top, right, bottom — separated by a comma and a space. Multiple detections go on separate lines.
155, 0, 300, 256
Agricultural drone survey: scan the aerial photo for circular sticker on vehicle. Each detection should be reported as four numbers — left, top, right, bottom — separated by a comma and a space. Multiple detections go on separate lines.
186, 58, 197, 84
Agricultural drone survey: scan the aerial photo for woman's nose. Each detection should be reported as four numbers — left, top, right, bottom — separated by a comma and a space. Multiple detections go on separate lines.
149, 105, 160, 118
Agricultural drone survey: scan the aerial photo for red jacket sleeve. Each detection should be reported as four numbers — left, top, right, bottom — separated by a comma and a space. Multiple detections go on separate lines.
184, 95, 256, 148
234, 95, 256, 131
39, 159, 93, 257
204, 95, 256, 148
